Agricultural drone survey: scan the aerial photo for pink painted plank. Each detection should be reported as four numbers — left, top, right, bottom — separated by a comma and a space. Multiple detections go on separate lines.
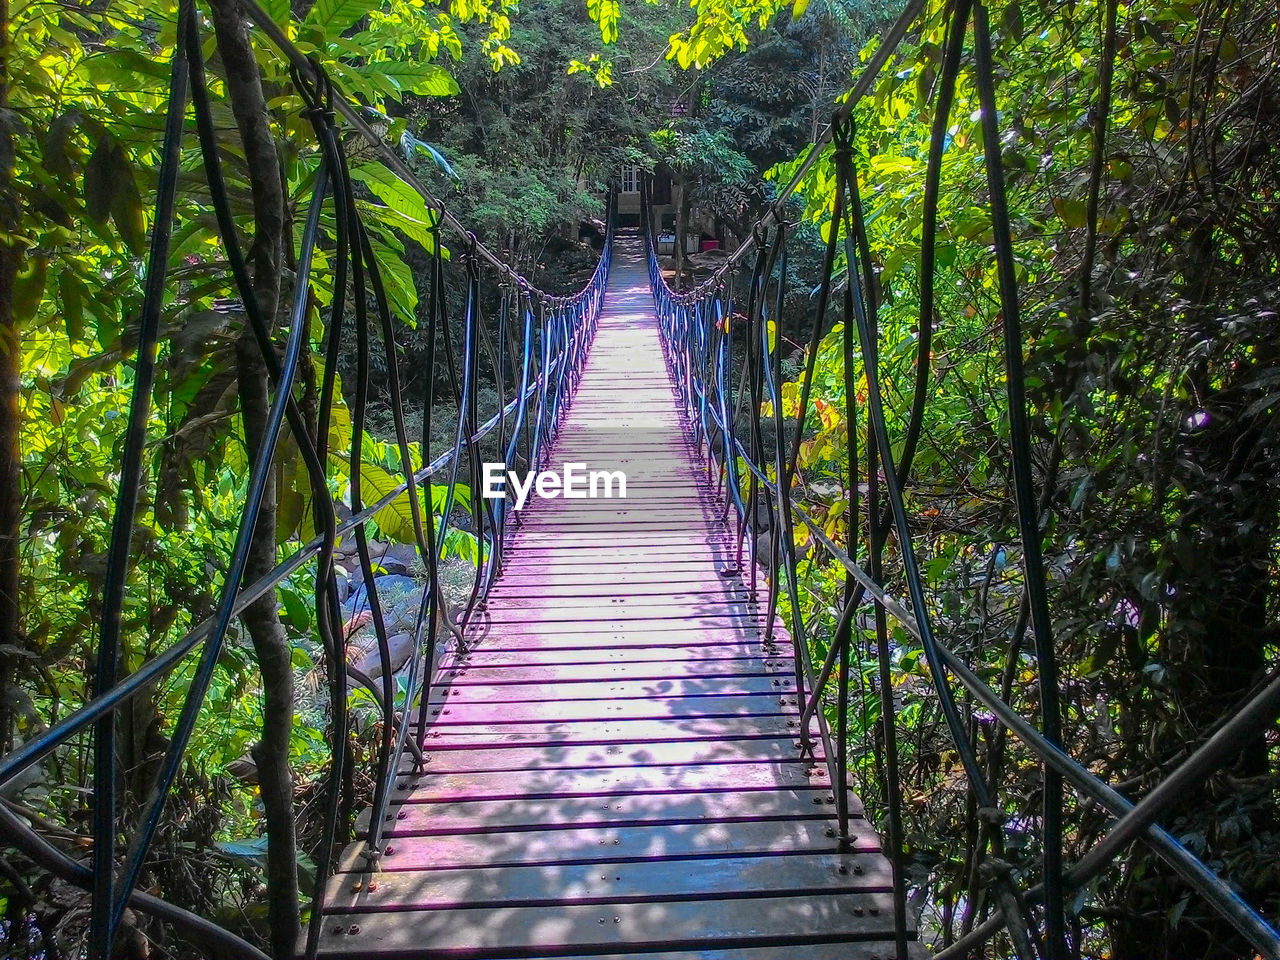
421, 716, 818, 748
311, 892, 900, 957
486, 579, 748, 598
445, 645, 791, 667
457, 629, 792, 652
357, 818, 878, 873
323, 852, 888, 914
407, 737, 824, 775
436, 659, 789, 686
381, 762, 831, 805
428, 676, 797, 705
360, 787, 856, 834
422, 695, 795, 726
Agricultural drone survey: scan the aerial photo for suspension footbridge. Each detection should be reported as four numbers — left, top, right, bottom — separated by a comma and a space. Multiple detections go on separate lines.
309, 234, 912, 957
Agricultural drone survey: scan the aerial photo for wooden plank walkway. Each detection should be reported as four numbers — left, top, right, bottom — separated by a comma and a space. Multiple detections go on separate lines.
311, 234, 918, 959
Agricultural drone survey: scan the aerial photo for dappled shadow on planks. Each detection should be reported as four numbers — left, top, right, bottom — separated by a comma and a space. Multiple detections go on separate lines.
306, 233, 918, 960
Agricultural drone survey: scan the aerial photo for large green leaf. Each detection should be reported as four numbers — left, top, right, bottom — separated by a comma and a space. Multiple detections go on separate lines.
304, 0, 381, 35
359, 461, 421, 543
357, 61, 459, 97
350, 163, 434, 226
262, 0, 292, 26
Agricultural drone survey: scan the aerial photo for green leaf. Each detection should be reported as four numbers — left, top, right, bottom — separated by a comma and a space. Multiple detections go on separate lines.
304, 0, 381, 34
1053, 196, 1088, 229
58, 268, 85, 341
83, 136, 114, 224
792, 0, 811, 19
109, 150, 146, 255
42, 111, 81, 179
14, 258, 48, 324
359, 61, 459, 97
350, 163, 435, 225
262, 0, 292, 26
281, 588, 312, 633
359, 461, 420, 543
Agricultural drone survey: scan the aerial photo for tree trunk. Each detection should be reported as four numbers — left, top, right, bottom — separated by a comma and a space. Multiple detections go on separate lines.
671, 174, 686, 283
0, 0, 21, 756
207, 2, 299, 956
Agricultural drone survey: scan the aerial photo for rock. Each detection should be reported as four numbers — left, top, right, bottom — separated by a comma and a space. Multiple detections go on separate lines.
351, 632, 417, 680
372, 543, 420, 576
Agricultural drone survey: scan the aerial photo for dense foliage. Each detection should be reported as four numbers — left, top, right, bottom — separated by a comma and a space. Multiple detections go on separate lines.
762, 0, 1280, 956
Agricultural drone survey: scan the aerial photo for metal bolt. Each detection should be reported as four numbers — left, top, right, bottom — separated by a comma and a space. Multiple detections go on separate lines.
397, 810, 407, 819
331, 926, 345, 936
812, 796, 823, 805
614, 917, 621, 924
851, 905, 864, 916
853, 864, 864, 875
837, 865, 849, 875
825, 827, 837, 838
351, 881, 363, 892
869, 906, 880, 916
384, 845, 395, 856
367, 882, 378, 891
348, 924, 361, 935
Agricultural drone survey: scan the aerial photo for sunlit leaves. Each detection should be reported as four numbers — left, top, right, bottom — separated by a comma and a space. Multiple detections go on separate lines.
362, 60, 461, 97
351, 162, 440, 253
304, 0, 383, 34
586, 0, 622, 43
666, 0, 786, 68
568, 53, 615, 87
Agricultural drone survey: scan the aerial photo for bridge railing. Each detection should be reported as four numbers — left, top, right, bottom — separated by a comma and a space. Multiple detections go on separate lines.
642, 1, 1280, 958
0, 1, 612, 955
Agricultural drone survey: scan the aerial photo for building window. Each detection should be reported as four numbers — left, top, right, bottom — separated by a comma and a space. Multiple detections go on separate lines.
621, 166, 640, 194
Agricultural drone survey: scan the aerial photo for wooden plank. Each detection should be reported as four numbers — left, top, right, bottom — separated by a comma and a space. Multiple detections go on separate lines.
408, 736, 823, 775
382, 761, 831, 804
312, 892, 902, 957
436, 659, 789, 686
462, 617, 774, 638
423, 695, 795, 725
488, 579, 746, 597
361, 788, 858, 835
475, 593, 755, 614
428, 676, 797, 704
526, 946, 922, 960
455, 634, 783, 660
322, 853, 890, 912
467, 609, 770, 628
421, 716, 810, 745
445, 644, 791, 668
356, 819, 880, 872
